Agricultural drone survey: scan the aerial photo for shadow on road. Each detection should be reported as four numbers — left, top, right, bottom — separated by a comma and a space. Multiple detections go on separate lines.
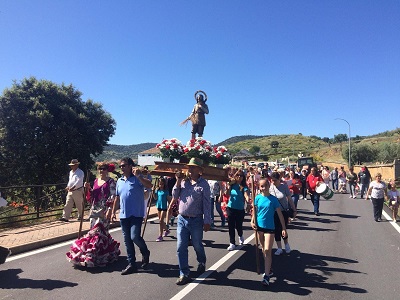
0, 268, 78, 290
202, 246, 367, 296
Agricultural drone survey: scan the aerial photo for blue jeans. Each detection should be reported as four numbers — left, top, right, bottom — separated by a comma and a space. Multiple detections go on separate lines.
360, 183, 369, 198
211, 196, 225, 226
215, 201, 226, 226
292, 194, 299, 209
120, 215, 149, 264
348, 183, 356, 197
177, 215, 206, 277
310, 192, 320, 213
331, 179, 338, 191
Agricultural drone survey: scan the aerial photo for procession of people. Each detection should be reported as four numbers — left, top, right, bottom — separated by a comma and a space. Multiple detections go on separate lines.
3, 91, 395, 288
56, 151, 396, 289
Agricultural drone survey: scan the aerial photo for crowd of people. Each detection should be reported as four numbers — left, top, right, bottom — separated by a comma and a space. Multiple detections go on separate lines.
60, 158, 397, 287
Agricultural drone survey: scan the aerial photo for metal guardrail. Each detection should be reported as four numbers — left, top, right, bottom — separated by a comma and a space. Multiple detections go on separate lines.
0, 183, 73, 227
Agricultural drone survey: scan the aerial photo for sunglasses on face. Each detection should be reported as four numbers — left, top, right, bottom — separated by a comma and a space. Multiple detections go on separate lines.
119, 164, 128, 168
98, 167, 107, 171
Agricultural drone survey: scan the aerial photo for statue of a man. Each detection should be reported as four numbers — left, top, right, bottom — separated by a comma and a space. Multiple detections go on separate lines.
181, 91, 209, 140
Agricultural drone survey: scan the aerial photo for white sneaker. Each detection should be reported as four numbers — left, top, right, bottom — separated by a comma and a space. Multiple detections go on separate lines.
227, 243, 236, 251
274, 248, 283, 255
285, 244, 291, 254
239, 236, 244, 245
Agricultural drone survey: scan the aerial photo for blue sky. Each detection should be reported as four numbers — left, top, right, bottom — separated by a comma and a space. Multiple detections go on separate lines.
1, 1, 399, 146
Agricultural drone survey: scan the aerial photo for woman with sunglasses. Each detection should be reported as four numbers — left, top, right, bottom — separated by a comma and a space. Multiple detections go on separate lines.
85, 162, 117, 228
225, 171, 251, 251
67, 162, 120, 267
367, 173, 388, 222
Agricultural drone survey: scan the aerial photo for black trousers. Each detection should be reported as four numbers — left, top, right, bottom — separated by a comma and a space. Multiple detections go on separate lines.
274, 211, 289, 242
371, 197, 384, 221
226, 207, 245, 244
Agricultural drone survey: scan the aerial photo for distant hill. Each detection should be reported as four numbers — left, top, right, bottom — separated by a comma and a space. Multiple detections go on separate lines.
94, 128, 399, 163
216, 135, 270, 146
94, 143, 157, 162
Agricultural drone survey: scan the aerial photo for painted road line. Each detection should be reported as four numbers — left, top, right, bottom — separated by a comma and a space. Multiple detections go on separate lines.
170, 234, 255, 300
382, 210, 400, 234
6, 217, 158, 262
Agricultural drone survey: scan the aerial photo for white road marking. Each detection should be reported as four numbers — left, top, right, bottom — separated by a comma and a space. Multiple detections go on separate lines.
170, 234, 255, 300
366, 197, 400, 233
6, 217, 159, 262
382, 210, 400, 233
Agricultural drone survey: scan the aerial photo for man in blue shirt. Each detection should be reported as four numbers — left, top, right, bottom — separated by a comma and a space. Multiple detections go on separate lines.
110, 157, 153, 275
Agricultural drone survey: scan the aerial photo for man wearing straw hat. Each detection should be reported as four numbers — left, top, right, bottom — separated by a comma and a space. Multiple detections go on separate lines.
59, 159, 85, 222
169, 157, 211, 285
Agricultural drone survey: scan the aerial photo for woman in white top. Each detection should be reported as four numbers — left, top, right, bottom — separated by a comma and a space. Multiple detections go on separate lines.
321, 166, 330, 185
388, 180, 400, 223
367, 173, 388, 222
269, 172, 297, 255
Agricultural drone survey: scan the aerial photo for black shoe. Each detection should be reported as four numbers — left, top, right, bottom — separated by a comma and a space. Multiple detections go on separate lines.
375, 219, 380, 222
176, 275, 191, 285
197, 263, 206, 274
314, 212, 320, 216
121, 264, 137, 275
59, 217, 69, 222
141, 251, 150, 268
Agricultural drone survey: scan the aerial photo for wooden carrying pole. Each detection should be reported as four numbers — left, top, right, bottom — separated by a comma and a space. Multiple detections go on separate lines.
141, 176, 160, 238
251, 175, 261, 275
78, 170, 90, 239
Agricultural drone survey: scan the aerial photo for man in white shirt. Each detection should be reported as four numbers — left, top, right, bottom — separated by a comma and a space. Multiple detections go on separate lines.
60, 159, 85, 222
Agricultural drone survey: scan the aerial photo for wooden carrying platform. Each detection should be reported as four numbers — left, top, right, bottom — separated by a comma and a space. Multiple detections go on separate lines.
150, 162, 229, 181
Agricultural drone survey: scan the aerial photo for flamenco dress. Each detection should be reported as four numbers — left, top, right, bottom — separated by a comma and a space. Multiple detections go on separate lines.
66, 220, 120, 267
66, 178, 120, 267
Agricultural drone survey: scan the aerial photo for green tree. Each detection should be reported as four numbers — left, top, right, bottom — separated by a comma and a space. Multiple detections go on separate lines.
271, 141, 279, 148
271, 141, 279, 154
310, 135, 321, 140
333, 133, 348, 143
0, 77, 116, 186
322, 137, 330, 143
342, 144, 378, 165
376, 142, 400, 163
249, 145, 260, 155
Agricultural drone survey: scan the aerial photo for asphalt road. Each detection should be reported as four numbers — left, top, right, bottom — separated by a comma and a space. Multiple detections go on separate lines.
1, 193, 400, 300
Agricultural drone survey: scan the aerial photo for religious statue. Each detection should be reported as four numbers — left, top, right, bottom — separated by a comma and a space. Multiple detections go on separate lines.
180, 90, 209, 140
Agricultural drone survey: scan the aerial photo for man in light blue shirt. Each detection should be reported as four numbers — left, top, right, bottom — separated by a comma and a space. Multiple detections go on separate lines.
111, 157, 152, 275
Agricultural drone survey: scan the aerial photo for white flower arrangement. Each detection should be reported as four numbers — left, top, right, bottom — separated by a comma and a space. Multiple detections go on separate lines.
156, 138, 184, 160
